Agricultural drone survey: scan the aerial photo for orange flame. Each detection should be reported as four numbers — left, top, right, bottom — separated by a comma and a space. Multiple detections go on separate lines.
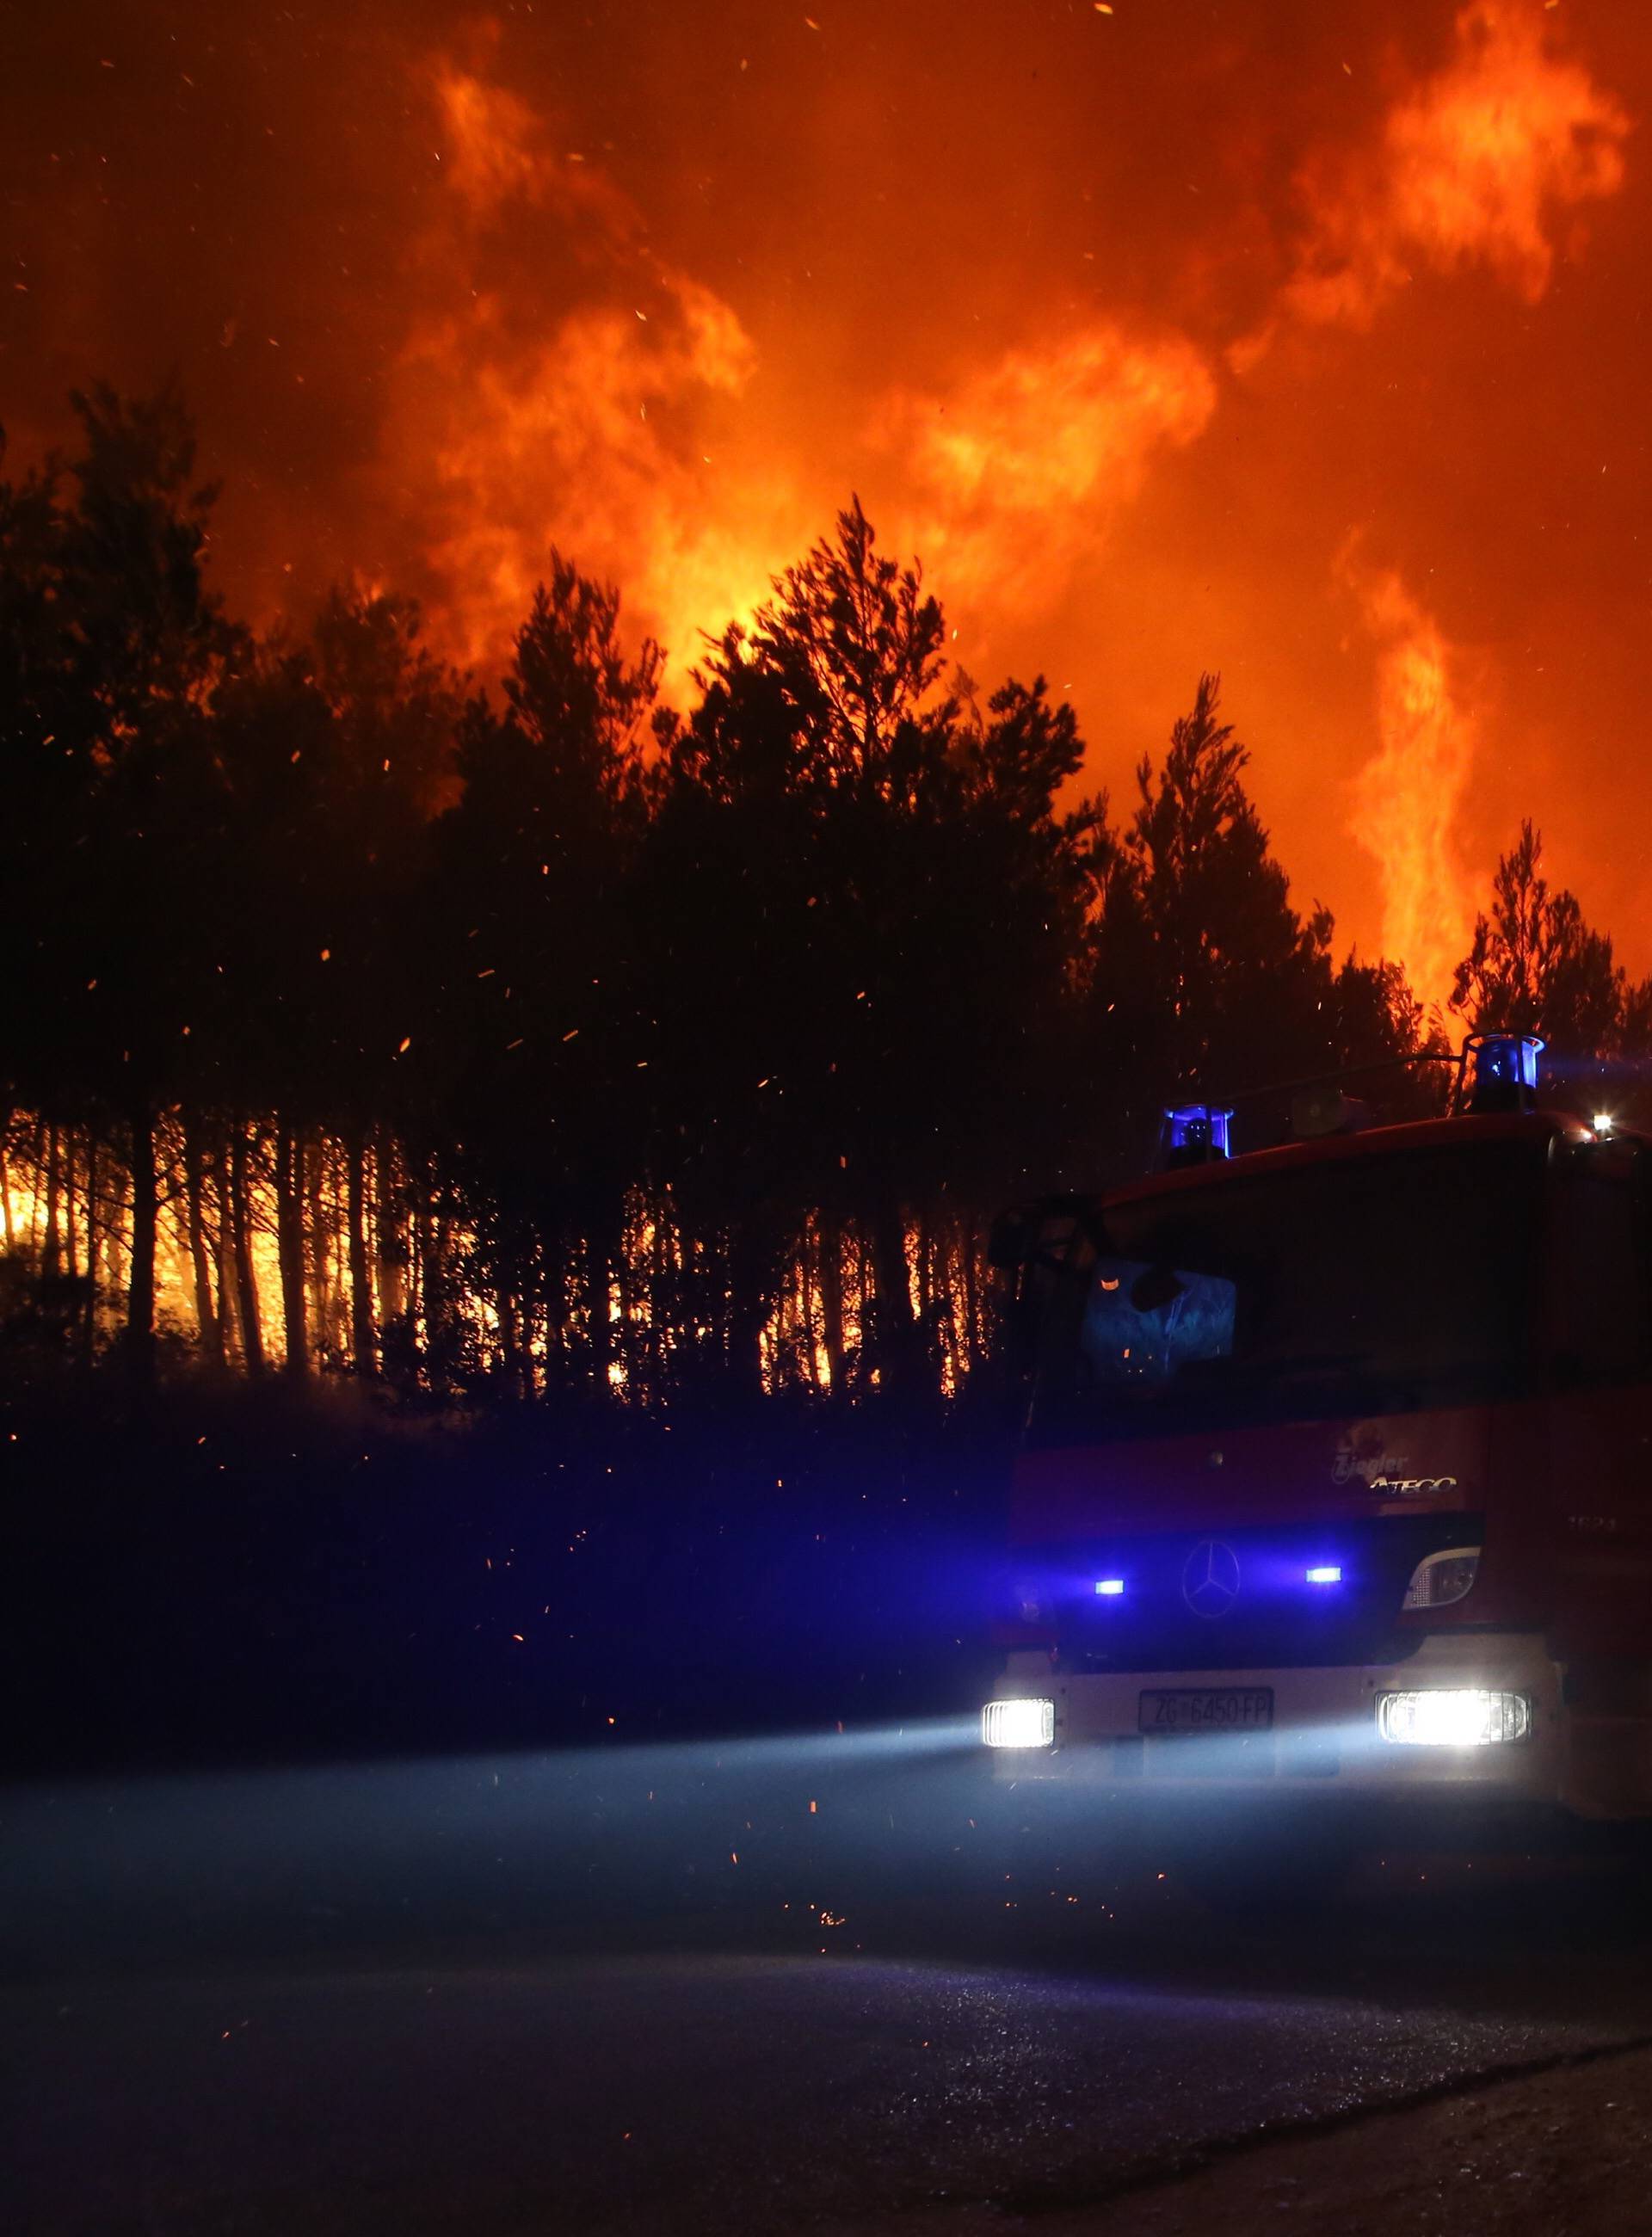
885, 324, 1218, 617
1346, 561, 1476, 1017
1242, 0, 1629, 363
373, 59, 799, 681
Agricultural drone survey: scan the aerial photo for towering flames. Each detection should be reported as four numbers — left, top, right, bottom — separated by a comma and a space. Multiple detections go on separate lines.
884, 321, 1219, 630
1347, 564, 1476, 1018
373, 61, 796, 679
2, 0, 1646, 972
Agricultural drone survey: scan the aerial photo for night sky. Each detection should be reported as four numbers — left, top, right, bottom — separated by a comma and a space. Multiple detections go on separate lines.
4, 0, 1648, 1004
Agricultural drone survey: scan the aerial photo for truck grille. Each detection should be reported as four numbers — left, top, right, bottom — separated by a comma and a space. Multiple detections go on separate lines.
1043, 1514, 1483, 1673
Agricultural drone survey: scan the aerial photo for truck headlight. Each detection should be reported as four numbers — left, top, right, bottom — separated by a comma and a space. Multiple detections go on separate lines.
1402, 1547, 1481, 1610
1378, 1689, 1531, 1746
982, 1698, 1055, 1748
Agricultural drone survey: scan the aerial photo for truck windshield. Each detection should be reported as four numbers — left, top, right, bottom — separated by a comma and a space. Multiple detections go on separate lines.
1028, 1140, 1541, 1445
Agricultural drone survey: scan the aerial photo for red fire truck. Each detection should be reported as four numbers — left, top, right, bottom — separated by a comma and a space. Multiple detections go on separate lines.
983, 1034, 1652, 1834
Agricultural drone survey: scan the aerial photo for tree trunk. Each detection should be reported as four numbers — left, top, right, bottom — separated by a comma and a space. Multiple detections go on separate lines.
586, 1226, 613, 1394
213, 1132, 241, 1365
231, 1120, 266, 1377
960, 1220, 981, 1377
798, 1229, 818, 1390
125, 1095, 157, 1383
0, 1109, 14, 1252
538, 1217, 567, 1389
724, 1221, 769, 1400
83, 1133, 100, 1365
869, 1192, 917, 1398
818, 1211, 847, 1395
414, 1167, 453, 1391
64, 1131, 79, 1284
41, 1125, 62, 1280
346, 1131, 375, 1376
305, 1134, 331, 1360
376, 1128, 409, 1373
184, 1121, 223, 1367
650, 1188, 677, 1396
612, 1240, 636, 1397
497, 1289, 521, 1397
26, 1117, 45, 1254
274, 1119, 309, 1380
413, 1190, 432, 1382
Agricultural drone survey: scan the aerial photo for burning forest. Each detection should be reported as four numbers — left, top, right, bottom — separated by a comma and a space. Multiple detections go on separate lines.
5, 0, 1652, 1408
3, 404, 1649, 1406
17, 18, 1652, 2227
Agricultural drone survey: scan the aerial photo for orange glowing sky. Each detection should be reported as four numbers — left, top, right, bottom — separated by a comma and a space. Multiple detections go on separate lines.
4, 0, 1650, 1009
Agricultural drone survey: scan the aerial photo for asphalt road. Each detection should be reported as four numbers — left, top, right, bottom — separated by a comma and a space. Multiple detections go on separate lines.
6, 1729, 1652, 2234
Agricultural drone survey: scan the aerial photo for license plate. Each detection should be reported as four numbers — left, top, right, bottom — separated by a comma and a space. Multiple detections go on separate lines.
1139, 1687, 1274, 1734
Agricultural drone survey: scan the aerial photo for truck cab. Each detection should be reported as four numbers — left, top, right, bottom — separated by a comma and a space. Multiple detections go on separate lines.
983, 1038, 1652, 1827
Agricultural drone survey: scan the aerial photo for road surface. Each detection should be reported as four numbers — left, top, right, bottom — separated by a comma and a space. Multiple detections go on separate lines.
5, 1729, 1652, 2234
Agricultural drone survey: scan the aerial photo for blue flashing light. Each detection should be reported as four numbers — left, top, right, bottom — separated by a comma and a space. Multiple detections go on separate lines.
1464, 1032, 1544, 1114
1162, 1104, 1233, 1168
1094, 1577, 1126, 1597
1304, 1565, 1343, 1586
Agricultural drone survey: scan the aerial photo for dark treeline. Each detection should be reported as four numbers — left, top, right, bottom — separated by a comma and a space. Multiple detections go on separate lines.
5, 385, 1649, 1408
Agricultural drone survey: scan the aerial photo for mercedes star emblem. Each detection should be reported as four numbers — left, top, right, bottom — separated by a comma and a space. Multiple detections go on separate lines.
1181, 1538, 1242, 1618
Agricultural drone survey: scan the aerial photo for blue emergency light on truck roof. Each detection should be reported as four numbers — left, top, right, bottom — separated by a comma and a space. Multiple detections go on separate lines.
1162, 1104, 1233, 1168
1464, 1032, 1544, 1115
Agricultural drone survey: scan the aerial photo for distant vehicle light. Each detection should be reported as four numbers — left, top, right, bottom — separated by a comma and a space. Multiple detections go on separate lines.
1094, 1578, 1125, 1597
1378, 1689, 1531, 1746
1594, 1112, 1614, 1133
1402, 1547, 1481, 1610
1304, 1565, 1342, 1585
982, 1698, 1055, 1749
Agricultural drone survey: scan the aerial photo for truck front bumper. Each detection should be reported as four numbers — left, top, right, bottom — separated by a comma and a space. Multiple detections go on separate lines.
984, 1632, 1615, 1815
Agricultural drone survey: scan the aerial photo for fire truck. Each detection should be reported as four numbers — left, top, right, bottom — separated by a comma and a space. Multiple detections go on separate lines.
982, 1033, 1652, 1838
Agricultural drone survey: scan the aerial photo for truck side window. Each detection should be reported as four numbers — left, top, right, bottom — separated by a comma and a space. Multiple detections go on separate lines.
1554, 1143, 1652, 1386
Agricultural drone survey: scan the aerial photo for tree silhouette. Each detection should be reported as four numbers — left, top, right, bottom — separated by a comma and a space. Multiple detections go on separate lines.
48, 385, 240, 1381
428, 552, 660, 1395
1085, 674, 1427, 1164
742, 493, 949, 798
1451, 821, 1635, 1109
644, 506, 1110, 1394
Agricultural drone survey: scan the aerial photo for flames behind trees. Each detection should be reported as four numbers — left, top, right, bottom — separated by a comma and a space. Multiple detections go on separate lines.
5, 0, 1651, 1020
3, 393, 1479, 1400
